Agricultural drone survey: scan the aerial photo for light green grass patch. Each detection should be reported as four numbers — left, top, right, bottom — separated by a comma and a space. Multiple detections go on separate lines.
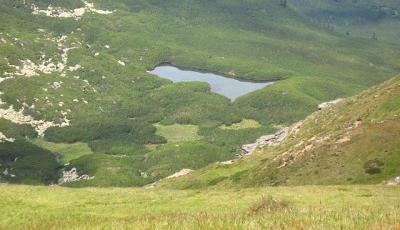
0, 185, 399, 229
30, 139, 94, 164
220, 119, 262, 130
155, 123, 202, 143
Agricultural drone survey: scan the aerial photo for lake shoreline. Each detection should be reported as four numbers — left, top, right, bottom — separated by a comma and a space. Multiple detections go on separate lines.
149, 61, 280, 84
148, 64, 276, 101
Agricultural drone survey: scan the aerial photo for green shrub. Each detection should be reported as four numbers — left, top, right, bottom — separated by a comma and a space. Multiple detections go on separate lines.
364, 159, 384, 175
0, 141, 60, 185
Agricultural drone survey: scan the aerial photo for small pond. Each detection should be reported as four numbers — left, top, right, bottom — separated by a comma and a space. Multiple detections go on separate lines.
149, 65, 275, 101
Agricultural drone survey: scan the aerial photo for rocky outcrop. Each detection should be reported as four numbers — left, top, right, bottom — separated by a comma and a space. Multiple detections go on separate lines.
30, 1, 114, 20
2, 35, 81, 82
2, 168, 16, 178
117, 60, 126, 66
166, 169, 194, 179
241, 129, 288, 156
58, 168, 94, 184
144, 168, 194, 189
217, 122, 302, 166
385, 176, 400, 185
318, 98, 343, 110
220, 160, 234, 165
239, 122, 302, 157
0, 99, 70, 137
0, 132, 15, 143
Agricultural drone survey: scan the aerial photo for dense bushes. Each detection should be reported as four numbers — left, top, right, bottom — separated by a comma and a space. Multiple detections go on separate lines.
0, 141, 60, 185
66, 153, 149, 187
0, 119, 37, 139
143, 141, 233, 179
45, 118, 166, 144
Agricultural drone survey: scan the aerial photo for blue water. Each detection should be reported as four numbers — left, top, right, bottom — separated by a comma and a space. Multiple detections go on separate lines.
149, 65, 274, 101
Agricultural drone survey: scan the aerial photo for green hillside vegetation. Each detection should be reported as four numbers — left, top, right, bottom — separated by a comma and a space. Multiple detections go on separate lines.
220, 119, 262, 130
154, 123, 201, 143
0, 119, 37, 139
0, 141, 60, 185
0, 1, 400, 228
0, 184, 399, 229
30, 139, 94, 164
292, 0, 400, 44
161, 75, 400, 189
0, 0, 399, 186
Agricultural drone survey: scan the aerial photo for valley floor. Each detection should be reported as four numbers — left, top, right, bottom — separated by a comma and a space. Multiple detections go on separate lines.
0, 184, 399, 229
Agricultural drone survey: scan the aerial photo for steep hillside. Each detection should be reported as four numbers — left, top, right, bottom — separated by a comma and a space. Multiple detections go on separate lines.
0, 0, 399, 186
292, 0, 400, 44
161, 75, 400, 188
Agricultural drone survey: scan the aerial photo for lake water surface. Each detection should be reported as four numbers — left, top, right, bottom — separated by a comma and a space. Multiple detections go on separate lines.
149, 65, 274, 101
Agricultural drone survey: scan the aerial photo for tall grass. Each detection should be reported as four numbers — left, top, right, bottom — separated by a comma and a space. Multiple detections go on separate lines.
0, 184, 399, 229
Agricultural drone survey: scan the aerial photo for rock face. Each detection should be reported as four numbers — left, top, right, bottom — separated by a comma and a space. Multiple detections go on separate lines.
117, 60, 126, 66
241, 129, 288, 156
2, 35, 81, 82
0, 132, 15, 143
386, 176, 400, 185
318, 98, 343, 110
58, 168, 94, 184
0, 99, 70, 137
30, 1, 114, 20
2, 168, 16, 178
217, 122, 302, 166
239, 122, 302, 157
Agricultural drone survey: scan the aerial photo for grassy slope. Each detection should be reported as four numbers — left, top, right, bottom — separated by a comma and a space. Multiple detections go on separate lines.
30, 139, 94, 164
154, 123, 201, 143
161, 75, 400, 188
292, 0, 400, 44
0, 184, 399, 229
220, 119, 262, 130
2, 73, 400, 226
0, 0, 399, 186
